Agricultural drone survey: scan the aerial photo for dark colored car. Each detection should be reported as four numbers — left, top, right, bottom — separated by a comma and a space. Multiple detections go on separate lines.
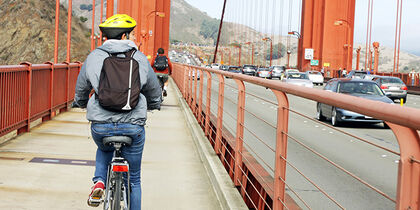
219, 65, 229, 71
227, 66, 241, 73
242, 64, 257, 76
225, 66, 241, 78
373, 76, 407, 103
316, 79, 394, 127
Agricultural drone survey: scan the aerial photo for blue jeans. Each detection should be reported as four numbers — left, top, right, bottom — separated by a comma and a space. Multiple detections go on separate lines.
91, 123, 145, 210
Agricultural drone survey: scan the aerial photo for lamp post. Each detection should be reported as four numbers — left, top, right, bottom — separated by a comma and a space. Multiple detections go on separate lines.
334, 20, 353, 71
143, 11, 165, 57
288, 31, 301, 69
356, 46, 361, 70
373, 42, 380, 74
262, 37, 273, 66
244, 42, 254, 65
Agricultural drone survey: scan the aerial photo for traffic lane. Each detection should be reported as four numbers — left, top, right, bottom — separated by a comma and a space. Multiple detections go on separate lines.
218, 82, 398, 209
198, 76, 398, 209
404, 93, 420, 109
240, 80, 400, 153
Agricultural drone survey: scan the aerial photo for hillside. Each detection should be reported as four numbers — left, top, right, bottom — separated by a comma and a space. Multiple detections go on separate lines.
0, 0, 90, 65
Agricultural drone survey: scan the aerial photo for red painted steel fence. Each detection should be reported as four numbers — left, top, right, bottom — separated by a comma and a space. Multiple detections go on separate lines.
0, 62, 81, 137
172, 63, 420, 210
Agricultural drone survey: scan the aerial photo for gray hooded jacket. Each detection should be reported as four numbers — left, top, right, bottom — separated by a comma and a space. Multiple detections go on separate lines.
74, 40, 161, 125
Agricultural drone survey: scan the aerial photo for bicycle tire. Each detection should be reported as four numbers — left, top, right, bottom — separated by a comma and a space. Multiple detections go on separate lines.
112, 173, 122, 210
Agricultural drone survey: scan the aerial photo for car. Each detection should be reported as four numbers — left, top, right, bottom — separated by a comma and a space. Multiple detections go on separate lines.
270, 65, 285, 79
346, 70, 368, 79
256, 67, 272, 79
282, 69, 300, 80
210, 63, 220, 69
225, 66, 242, 78
306, 71, 324, 85
316, 79, 394, 127
219, 65, 229, 71
242, 64, 257, 76
372, 76, 407, 103
282, 72, 314, 88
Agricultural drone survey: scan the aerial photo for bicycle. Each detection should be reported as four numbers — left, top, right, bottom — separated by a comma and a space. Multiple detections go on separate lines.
88, 136, 132, 210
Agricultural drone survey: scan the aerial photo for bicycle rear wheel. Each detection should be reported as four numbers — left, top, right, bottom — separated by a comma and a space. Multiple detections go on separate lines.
112, 173, 122, 210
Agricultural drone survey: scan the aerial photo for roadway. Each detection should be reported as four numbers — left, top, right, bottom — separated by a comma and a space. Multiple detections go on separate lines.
191, 72, 420, 209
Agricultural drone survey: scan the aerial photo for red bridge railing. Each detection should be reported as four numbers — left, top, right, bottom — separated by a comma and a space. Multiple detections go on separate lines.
172, 63, 420, 210
0, 62, 81, 137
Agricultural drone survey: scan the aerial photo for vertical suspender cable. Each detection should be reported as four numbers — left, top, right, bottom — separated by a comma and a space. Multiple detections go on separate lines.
279, 0, 284, 64
213, 0, 228, 64
253, 0, 258, 65
368, 0, 374, 71
365, 0, 371, 70
287, 0, 293, 67
396, 0, 403, 73
54, 0, 60, 63
264, 0, 269, 66
393, 0, 400, 73
271, 0, 276, 64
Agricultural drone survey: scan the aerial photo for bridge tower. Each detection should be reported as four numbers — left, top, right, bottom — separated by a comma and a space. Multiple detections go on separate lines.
298, 0, 356, 71
109, 0, 171, 61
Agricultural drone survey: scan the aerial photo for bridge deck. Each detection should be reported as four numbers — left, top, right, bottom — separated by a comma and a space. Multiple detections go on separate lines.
0, 84, 226, 209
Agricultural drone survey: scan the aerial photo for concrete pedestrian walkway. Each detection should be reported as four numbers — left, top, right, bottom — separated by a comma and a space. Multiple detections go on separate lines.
0, 81, 246, 209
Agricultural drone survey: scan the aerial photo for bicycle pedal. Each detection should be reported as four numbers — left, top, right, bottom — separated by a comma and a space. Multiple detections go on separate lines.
88, 197, 102, 207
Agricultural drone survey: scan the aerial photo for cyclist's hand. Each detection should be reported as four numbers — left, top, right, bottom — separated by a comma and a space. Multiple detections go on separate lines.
71, 101, 87, 108
71, 101, 80, 108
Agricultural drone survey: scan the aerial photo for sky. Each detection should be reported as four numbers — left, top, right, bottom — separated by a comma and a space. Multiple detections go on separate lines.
184, 0, 420, 55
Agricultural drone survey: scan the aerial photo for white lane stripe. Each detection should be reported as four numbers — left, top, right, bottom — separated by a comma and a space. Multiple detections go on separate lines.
72, 161, 88, 164
329, 131, 333, 134
43, 159, 59, 163
381, 155, 387, 158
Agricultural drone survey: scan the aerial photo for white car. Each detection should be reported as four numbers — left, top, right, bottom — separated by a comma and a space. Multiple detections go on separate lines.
306, 71, 324, 85
210, 63, 220, 69
282, 72, 314, 88
282, 69, 300, 80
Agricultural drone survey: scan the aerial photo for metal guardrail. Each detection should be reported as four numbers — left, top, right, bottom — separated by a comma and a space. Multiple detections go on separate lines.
172, 63, 420, 210
0, 62, 81, 137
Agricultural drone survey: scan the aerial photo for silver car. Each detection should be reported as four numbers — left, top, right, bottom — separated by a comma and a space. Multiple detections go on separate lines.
270, 65, 285, 79
282, 72, 314, 88
256, 68, 272, 79
372, 76, 407, 103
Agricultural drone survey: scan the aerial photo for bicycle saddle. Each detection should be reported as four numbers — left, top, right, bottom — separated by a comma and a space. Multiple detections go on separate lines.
103, 136, 132, 146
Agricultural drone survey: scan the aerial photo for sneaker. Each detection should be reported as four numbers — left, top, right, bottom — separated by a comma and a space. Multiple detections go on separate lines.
87, 181, 105, 207
163, 89, 167, 97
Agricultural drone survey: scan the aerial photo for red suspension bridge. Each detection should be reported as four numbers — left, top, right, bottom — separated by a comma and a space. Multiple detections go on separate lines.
0, 0, 419, 209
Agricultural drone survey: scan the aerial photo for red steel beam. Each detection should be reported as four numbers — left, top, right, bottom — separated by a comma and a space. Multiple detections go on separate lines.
66, 0, 72, 62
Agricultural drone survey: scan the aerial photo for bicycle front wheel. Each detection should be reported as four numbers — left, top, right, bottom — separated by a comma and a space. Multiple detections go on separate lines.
112, 173, 122, 210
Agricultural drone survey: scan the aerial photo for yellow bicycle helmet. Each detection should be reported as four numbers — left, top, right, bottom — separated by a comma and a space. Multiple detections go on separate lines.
99, 14, 137, 39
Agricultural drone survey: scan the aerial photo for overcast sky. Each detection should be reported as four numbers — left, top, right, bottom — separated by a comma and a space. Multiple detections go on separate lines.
184, 0, 420, 55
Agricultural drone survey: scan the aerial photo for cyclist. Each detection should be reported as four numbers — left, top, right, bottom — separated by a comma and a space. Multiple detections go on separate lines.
151, 48, 172, 97
72, 14, 161, 209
